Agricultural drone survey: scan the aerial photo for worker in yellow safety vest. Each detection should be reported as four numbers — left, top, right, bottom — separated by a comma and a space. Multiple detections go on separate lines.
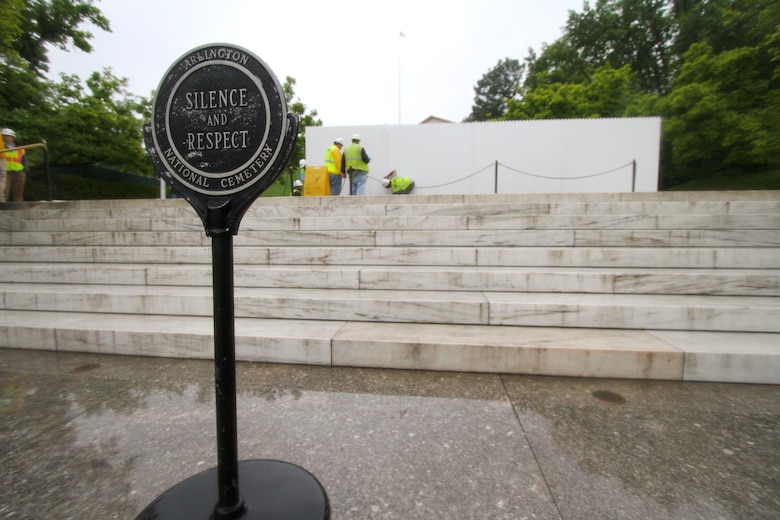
0, 129, 5, 202
344, 133, 371, 195
2, 129, 26, 202
325, 137, 344, 196
382, 170, 415, 194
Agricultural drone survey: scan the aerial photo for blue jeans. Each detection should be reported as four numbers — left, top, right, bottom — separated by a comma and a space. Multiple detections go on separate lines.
329, 174, 343, 196
350, 171, 368, 195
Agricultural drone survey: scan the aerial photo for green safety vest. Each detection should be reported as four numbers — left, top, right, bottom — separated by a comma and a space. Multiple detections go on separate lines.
390, 177, 413, 193
344, 143, 368, 172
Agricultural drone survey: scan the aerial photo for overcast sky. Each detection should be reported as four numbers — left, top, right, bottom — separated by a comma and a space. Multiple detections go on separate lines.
46, 0, 585, 127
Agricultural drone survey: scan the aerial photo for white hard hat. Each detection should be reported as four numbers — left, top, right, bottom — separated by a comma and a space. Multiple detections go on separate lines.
293, 180, 303, 187
352, 133, 361, 141
299, 159, 306, 167
2, 128, 15, 137
335, 137, 344, 145
381, 178, 390, 188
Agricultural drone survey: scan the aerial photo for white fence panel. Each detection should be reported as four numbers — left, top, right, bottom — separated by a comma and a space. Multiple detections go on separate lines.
305, 118, 660, 195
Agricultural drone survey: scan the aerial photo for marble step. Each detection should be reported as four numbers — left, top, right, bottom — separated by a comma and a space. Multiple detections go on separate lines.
332, 322, 780, 385
384, 200, 780, 218
4, 212, 780, 233
0, 310, 337, 366
244, 289, 778, 332
1, 284, 777, 332
2, 245, 779, 268
2, 193, 778, 221
1, 263, 777, 296
346, 266, 780, 295
3, 228, 779, 247
0, 310, 777, 384
373, 229, 780, 248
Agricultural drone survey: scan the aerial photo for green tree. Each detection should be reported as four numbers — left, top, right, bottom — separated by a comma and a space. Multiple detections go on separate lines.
496, 0, 780, 189
1, 1, 157, 181
657, 33, 780, 183
506, 64, 645, 119
283, 76, 322, 181
10, 0, 110, 72
39, 69, 152, 174
464, 58, 524, 121
673, 0, 780, 56
560, 0, 677, 94
523, 41, 593, 92
526, 0, 780, 96
0, 54, 50, 115
0, 0, 25, 56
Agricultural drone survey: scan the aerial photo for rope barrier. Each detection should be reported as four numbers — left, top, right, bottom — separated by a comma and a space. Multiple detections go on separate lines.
499, 160, 635, 180
366, 163, 496, 189
413, 162, 496, 189
366, 159, 637, 192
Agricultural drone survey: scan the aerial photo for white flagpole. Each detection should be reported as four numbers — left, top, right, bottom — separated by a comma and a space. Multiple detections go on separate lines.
398, 31, 406, 125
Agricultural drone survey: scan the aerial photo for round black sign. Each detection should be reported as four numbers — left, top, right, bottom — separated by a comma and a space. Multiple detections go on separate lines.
151, 44, 287, 196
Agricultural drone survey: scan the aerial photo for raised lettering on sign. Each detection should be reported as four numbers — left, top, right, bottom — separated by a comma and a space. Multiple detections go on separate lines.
163, 148, 212, 187
184, 89, 249, 110
186, 131, 250, 151
182, 47, 250, 69
151, 43, 288, 198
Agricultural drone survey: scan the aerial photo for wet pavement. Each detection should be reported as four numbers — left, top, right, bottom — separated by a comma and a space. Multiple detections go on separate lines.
0, 348, 778, 520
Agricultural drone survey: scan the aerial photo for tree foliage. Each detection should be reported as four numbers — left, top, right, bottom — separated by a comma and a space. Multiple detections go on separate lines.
657, 0, 780, 183
657, 33, 780, 183
0, 0, 25, 56
467, 0, 780, 188
46, 69, 152, 174
0, 1, 154, 178
564, 0, 678, 95
506, 65, 648, 120
673, 0, 780, 55
1, 66, 153, 176
10, 0, 110, 72
523, 41, 593, 92
0, 1, 158, 180
283, 76, 322, 178
464, 58, 524, 121
2, 1, 324, 195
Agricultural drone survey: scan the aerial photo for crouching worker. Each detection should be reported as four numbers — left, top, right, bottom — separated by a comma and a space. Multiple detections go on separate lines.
292, 179, 303, 196
382, 170, 414, 194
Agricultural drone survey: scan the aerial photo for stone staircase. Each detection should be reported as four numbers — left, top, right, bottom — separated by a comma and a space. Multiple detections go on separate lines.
1, 191, 778, 384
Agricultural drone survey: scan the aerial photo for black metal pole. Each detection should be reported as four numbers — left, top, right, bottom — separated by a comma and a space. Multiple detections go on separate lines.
494, 160, 498, 194
211, 232, 246, 519
44, 146, 51, 201
136, 47, 329, 520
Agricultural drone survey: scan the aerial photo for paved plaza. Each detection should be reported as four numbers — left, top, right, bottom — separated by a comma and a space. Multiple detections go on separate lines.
1, 347, 778, 519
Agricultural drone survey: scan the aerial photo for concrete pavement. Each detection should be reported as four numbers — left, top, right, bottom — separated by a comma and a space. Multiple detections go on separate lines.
1, 347, 778, 519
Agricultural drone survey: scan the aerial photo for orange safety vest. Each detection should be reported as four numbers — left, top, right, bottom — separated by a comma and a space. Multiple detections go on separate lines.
3, 148, 25, 171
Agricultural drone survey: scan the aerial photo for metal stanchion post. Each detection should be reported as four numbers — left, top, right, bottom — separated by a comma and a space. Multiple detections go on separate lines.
135, 43, 329, 520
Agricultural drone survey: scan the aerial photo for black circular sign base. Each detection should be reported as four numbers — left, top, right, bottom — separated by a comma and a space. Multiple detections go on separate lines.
135, 460, 330, 520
